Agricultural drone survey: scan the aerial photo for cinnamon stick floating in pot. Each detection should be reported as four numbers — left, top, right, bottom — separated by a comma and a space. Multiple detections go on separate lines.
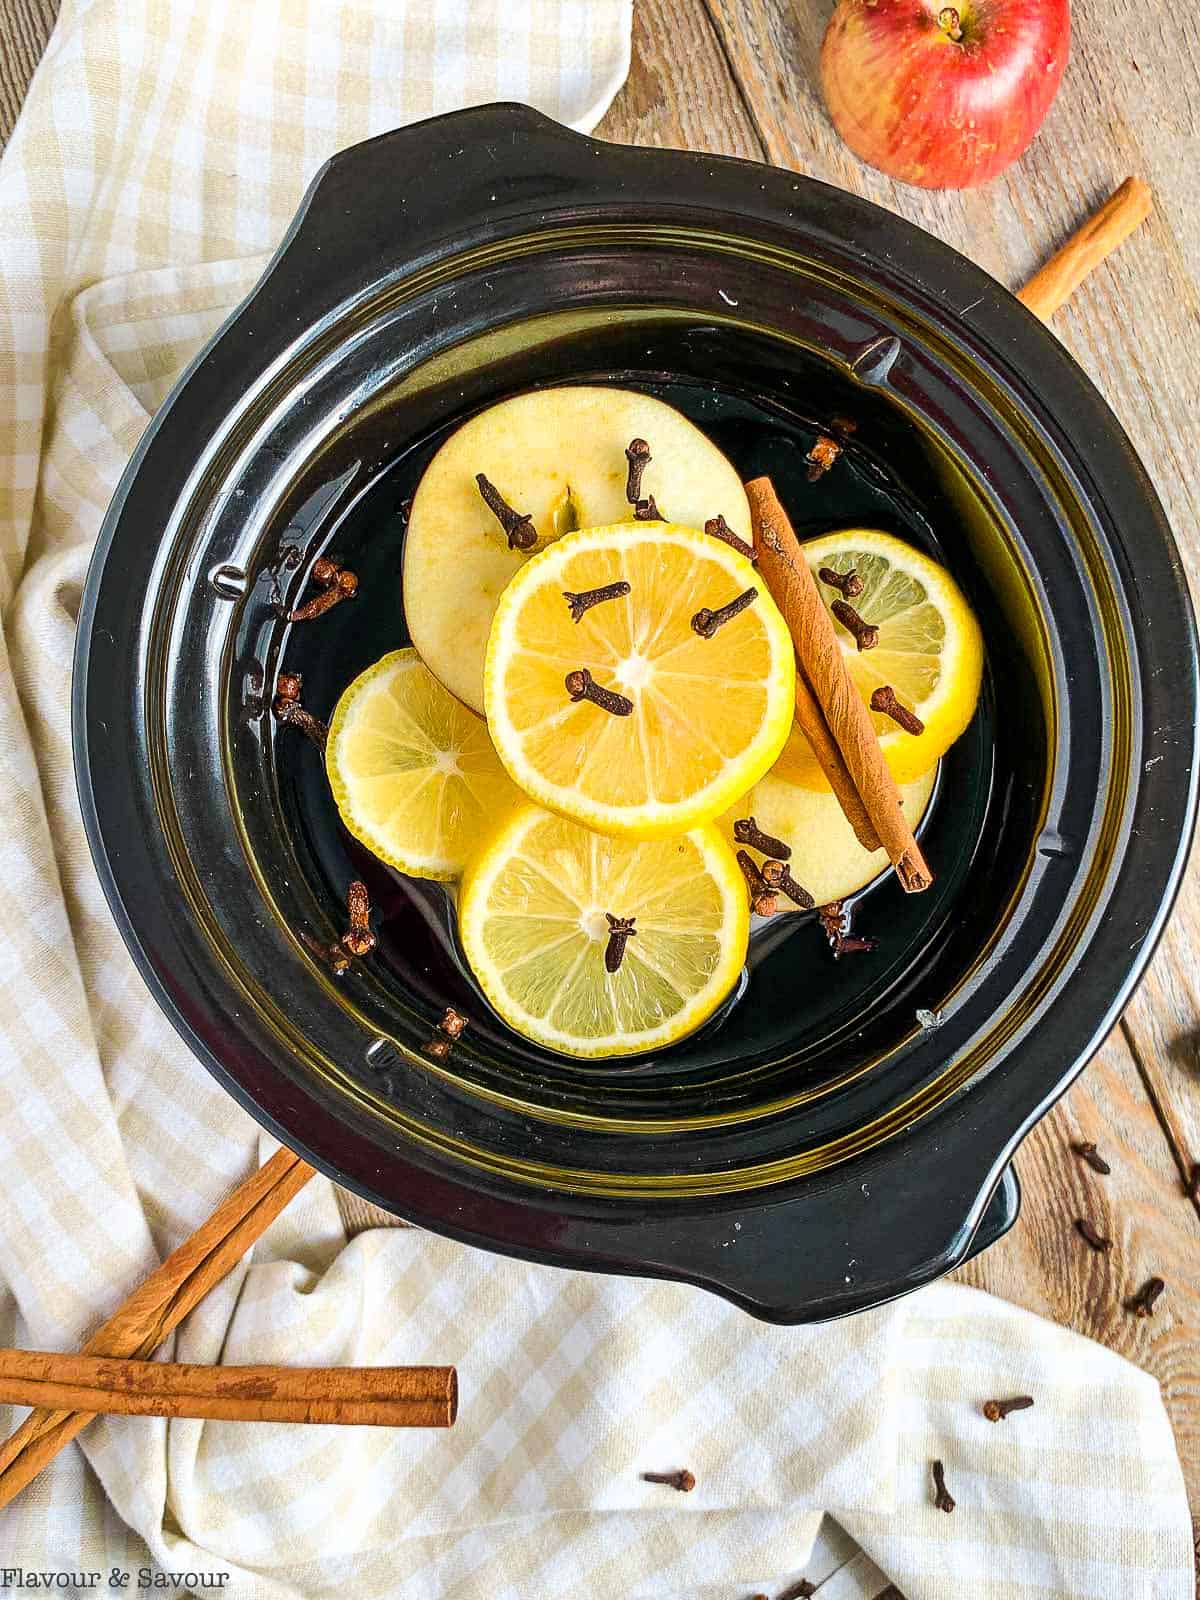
792, 669, 880, 853
747, 477, 931, 892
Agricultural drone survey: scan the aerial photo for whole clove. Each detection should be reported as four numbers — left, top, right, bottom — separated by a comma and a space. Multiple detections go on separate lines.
604, 914, 637, 973
439, 1007, 469, 1040
1126, 1276, 1166, 1318
931, 1459, 955, 1513
565, 667, 634, 717
476, 472, 536, 549
831, 598, 879, 651
625, 438, 652, 504
982, 1395, 1035, 1422
1074, 1218, 1113, 1253
759, 858, 815, 909
691, 587, 758, 638
640, 1468, 695, 1493
806, 434, 842, 480
817, 900, 876, 958
732, 816, 791, 860
340, 880, 376, 957
283, 555, 359, 622
423, 1007, 469, 1061
776, 1583, 817, 1600
563, 580, 631, 622
300, 930, 350, 977
704, 514, 757, 564
1073, 1141, 1112, 1176
272, 673, 328, 753
736, 850, 778, 917
870, 685, 925, 735
818, 565, 864, 598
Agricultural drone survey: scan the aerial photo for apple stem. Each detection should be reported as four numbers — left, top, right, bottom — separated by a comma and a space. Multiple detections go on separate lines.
937, 5, 964, 40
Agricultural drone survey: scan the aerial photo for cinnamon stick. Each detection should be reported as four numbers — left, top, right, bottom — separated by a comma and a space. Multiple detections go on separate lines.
792, 668, 881, 853
0, 1350, 456, 1428
1017, 178, 1152, 322
0, 1146, 316, 1509
747, 477, 931, 892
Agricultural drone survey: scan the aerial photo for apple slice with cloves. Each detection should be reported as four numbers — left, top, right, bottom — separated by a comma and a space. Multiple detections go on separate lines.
721, 760, 937, 909
402, 386, 752, 715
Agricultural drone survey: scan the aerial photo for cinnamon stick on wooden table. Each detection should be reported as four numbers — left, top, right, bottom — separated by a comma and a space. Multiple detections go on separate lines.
1017, 177, 1152, 322
747, 476, 931, 893
0, 1349, 456, 1428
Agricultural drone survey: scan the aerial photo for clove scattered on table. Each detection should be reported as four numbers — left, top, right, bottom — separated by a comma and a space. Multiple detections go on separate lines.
931, 1459, 955, 1513
982, 1395, 1034, 1422
640, 1468, 695, 1492
1073, 1141, 1111, 1175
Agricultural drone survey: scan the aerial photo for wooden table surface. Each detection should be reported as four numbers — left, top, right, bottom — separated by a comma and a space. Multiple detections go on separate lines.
4, 0, 1198, 1546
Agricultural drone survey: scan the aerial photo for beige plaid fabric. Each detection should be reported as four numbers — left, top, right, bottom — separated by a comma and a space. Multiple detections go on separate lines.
0, 3, 1192, 1596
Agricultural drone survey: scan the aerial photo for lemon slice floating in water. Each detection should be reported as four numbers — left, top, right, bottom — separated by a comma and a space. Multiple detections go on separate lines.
326, 649, 522, 880
775, 529, 983, 789
484, 522, 795, 839
458, 803, 748, 1057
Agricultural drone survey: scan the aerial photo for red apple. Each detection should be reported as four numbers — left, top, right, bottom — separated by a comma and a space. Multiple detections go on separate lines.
820, 0, 1070, 189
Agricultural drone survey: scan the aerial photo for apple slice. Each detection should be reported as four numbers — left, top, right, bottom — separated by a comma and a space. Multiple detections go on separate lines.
720, 762, 937, 908
402, 386, 752, 715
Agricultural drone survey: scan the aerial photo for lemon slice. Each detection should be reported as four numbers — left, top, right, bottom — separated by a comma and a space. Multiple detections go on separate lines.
326, 649, 522, 880
774, 529, 984, 788
720, 763, 937, 907
459, 803, 749, 1057
484, 523, 796, 839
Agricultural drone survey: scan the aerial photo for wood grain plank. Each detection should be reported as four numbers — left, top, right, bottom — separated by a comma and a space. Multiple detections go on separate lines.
594, 0, 764, 159
1121, 845, 1200, 1219
0, 0, 58, 150
702, 0, 1200, 527
954, 1027, 1200, 1519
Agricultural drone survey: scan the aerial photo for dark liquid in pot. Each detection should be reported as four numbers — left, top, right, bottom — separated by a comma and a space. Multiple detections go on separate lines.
274, 374, 999, 1090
